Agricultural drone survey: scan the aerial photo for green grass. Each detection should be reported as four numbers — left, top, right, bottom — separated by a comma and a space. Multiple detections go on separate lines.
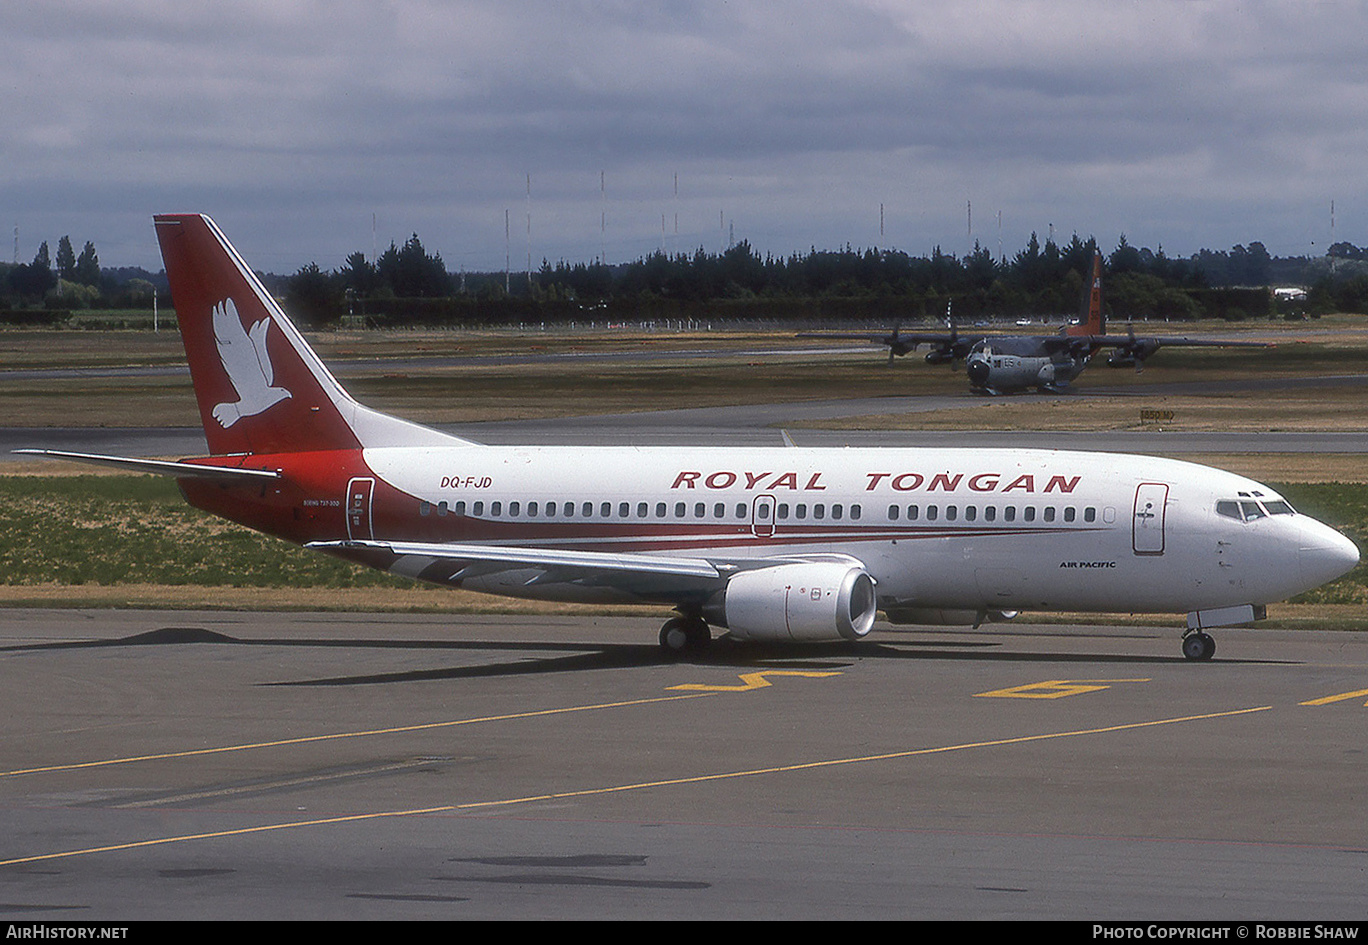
1277, 482, 1368, 605
0, 475, 407, 590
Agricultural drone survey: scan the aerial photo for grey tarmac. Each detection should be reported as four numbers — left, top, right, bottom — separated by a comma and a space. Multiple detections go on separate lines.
1, 608, 1366, 920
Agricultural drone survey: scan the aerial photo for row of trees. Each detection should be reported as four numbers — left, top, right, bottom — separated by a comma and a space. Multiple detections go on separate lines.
5, 229, 1367, 325
2, 236, 161, 312
285, 231, 1299, 326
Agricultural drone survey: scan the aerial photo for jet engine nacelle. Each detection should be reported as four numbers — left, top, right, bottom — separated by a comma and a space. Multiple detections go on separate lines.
710, 561, 878, 642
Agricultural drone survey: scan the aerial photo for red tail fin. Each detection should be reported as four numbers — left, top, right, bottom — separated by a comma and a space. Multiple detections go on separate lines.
154, 214, 462, 455
1066, 252, 1105, 337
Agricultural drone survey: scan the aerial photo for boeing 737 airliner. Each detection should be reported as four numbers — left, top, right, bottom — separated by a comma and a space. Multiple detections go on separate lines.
19, 215, 1359, 660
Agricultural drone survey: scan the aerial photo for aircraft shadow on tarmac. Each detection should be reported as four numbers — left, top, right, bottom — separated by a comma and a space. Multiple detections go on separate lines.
0, 624, 1292, 688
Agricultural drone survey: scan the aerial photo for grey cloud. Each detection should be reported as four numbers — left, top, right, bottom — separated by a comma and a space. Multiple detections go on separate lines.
2, 1, 1366, 270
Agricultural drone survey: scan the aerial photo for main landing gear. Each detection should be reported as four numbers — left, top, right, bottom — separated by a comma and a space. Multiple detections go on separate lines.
659, 615, 711, 656
1181, 630, 1216, 662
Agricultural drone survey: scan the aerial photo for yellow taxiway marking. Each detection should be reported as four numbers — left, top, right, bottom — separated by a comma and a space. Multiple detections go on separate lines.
1300, 687, 1368, 707
0, 691, 716, 779
975, 678, 1151, 700
667, 670, 842, 692
0, 705, 1269, 868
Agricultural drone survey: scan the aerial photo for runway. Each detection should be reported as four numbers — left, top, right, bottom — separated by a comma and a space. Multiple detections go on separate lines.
2, 609, 1366, 920
5, 390, 1368, 459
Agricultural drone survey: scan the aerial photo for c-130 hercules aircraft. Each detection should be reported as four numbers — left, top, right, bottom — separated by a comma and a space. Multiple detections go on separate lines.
20, 215, 1357, 661
802, 253, 1271, 394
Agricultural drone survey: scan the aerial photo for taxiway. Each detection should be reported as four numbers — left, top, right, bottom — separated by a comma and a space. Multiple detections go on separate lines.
2, 609, 1366, 920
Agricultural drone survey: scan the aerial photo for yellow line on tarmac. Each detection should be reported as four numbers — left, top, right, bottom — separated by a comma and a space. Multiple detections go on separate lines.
0, 704, 1270, 868
1300, 687, 1368, 706
0, 691, 716, 779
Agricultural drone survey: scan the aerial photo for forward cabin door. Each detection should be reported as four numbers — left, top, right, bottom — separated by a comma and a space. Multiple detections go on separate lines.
752, 494, 776, 539
1132, 482, 1169, 555
346, 476, 376, 541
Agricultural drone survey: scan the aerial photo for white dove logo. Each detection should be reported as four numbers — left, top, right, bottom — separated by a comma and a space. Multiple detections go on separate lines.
210, 299, 292, 428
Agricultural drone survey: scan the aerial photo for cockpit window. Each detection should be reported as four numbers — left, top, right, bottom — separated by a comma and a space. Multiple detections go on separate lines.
1239, 501, 1266, 520
1219, 498, 1294, 522
1216, 501, 1242, 521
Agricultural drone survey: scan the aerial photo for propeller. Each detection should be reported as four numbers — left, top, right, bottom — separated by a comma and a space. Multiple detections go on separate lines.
886, 324, 910, 363
1105, 322, 1160, 371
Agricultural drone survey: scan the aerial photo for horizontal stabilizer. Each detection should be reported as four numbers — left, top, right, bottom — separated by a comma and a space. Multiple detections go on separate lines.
13, 449, 281, 482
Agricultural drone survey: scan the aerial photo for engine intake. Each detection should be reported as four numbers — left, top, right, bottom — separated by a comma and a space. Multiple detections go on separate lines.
709, 561, 877, 642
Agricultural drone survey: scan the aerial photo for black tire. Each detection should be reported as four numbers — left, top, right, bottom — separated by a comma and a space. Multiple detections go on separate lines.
659, 616, 710, 656
1182, 631, 1215, 661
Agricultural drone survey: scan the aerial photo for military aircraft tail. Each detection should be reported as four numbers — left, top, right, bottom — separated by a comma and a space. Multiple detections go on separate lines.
1065, 252, 1105, 337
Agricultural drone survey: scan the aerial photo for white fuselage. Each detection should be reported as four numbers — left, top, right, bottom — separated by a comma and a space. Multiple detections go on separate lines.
359, 444, 1354, 616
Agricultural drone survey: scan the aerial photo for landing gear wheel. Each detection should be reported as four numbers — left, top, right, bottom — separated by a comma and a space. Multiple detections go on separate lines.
1182, 631, 1216, 662
659, 616, 710, 656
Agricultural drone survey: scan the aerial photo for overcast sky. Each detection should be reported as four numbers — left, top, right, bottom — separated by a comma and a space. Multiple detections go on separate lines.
4, 1, 1366, 274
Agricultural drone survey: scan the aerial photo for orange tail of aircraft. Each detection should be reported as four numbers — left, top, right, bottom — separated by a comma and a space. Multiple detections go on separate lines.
1064, 252, 1105, 337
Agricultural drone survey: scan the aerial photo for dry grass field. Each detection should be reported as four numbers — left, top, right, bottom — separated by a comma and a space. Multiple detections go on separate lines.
4, 318, 1365, 427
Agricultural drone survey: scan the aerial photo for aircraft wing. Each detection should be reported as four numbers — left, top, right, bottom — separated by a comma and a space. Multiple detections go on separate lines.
312, 538, 727, 580
797, 330, 975, 343
797, 329, 985, 359
309, 538, 862, 602
1067, 335, 1273, 349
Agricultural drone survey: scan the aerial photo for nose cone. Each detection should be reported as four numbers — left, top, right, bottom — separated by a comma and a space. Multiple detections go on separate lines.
966, 358, 990, 386
1299, 520, 1360, 590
